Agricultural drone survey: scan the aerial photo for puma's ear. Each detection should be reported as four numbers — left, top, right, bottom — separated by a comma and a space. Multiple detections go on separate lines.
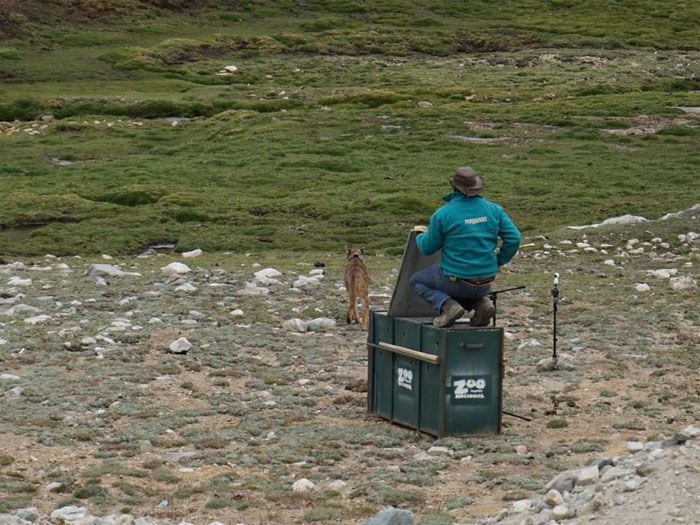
346, 247, 352, 256
360, 247, 364, 254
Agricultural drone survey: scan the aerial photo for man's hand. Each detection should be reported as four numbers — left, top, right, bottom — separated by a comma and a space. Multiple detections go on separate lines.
412, 225, 428, 233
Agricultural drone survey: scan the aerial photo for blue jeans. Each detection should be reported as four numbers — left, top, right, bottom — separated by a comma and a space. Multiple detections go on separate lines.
409, 264, 492, 313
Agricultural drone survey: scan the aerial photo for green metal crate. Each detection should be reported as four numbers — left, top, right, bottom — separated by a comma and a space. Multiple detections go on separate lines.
367, 310, 503, 437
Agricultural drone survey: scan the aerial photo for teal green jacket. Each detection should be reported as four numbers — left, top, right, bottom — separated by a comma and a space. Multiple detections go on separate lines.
416, 193, 521, 279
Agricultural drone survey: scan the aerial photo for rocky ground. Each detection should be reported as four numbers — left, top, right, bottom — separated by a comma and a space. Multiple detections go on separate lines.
0, 210, 698, 524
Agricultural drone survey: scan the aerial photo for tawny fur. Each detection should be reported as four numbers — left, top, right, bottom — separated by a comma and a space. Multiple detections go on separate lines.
344, 248, 370, 327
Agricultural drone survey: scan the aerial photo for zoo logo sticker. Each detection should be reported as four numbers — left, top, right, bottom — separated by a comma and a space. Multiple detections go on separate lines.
397, 367, 413, 391
452, 375, 490, 404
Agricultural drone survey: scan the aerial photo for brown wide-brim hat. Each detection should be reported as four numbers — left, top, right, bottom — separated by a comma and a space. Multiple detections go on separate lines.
450, 166, 484, 196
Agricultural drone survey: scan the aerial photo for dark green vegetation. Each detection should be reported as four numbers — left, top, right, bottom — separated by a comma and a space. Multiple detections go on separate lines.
0, 0, 698, 256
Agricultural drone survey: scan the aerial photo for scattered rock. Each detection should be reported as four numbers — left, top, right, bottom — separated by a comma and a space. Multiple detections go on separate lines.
235, 282, 269, 296
161, 262, 191, 275
182, 249, 203, 258
292, 275, 322, 290
175, 282, 198, 293
545, 470, 577, 494
600, 466, 631, 483
647, 268, 678, 278
327, 480, 347, 491
544, 489, 564, 507
364, 507, 415, 525
50, 506, 92, 523
306, 317, 336, 331
576, 465, 600, 486
569, 214, 648, 230
292, 478, 315, 492
634, 283, 651, 292
7, 277, 31, 287
661, 203, 700, 220
551, 504, 575, 520
254, 268, 282, 280
24, 315, 51, 325
518, 338, 542, 350
282, 318, 308, 332
87, 264, 127, 279
7, 387, 23, 398
626, 441, 645, 453
427, 446, 452, 456
536, 357, 556, 372
669, 276, 696, 290
168, 337, 192, 354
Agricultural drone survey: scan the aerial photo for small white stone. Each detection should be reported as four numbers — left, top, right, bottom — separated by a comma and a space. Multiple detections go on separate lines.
544, 489, 564, 507
552, 504, 575, 520
634, 283, 651, 292
626, 441, 645, 453
0, 373, 21, 381
8, 386, 23, 397
161, 262, 191, 274
647, 268, 678, 279
518, 338, 542, 350
292, 478, 315, 492
682, 425, 700, 437
175, 283, 198, 293
670, 276, 696, 290
511, 499, 532, 513
230, 309, 244, 318
327, 480, 347, 491
254, 268, 282, 279
182, 249, 203, 258
601, 466, 630, 483
535, 357, 556, 372
169, 337, 192, 354
236, 283, 269, 296
8, 277, 32, 286
576, 465, 600, 486
282, 318, 308, 332
24, 315, 51, 325
307, 317, 336, 331
427, 446, 452, 456
51, 506, 92, 522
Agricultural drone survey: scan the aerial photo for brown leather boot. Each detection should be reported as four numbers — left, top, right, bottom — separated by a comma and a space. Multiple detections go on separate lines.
470, 297, 495, 326
433, 299, 465, 327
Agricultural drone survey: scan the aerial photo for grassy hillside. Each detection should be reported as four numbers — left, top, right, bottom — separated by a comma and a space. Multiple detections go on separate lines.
0, 0, 698, 255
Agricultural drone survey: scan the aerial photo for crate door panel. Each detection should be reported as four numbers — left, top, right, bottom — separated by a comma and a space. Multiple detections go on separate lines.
444, 328, 502, 435
392, 355, 420, 428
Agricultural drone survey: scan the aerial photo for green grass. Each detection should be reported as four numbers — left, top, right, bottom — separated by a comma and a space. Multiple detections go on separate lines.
0, 1, 698, 256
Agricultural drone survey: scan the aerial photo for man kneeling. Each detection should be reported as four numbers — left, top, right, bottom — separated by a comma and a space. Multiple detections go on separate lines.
410, 166, 521, 327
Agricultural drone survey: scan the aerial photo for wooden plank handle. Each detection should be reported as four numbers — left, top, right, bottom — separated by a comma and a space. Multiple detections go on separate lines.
374, 342, 441, 365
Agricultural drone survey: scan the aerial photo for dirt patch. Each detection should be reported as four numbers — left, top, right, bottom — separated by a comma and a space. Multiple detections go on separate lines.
602, 115, 695, 136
